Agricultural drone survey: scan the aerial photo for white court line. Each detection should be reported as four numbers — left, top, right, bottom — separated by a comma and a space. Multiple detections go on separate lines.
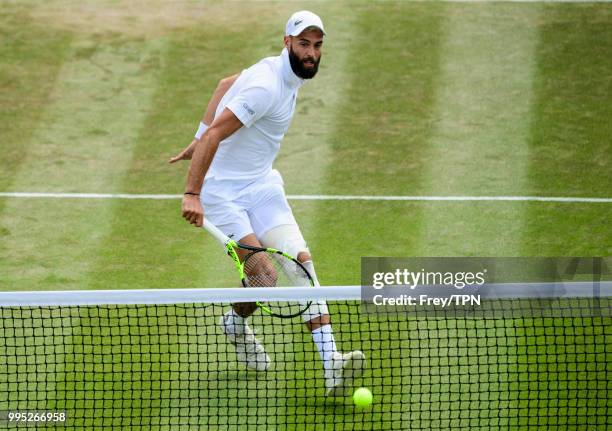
0, 192, 610, 203
407, 0, 612, 3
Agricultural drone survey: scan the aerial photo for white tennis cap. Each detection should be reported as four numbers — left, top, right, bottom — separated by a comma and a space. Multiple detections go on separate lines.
285, 10, 326, 37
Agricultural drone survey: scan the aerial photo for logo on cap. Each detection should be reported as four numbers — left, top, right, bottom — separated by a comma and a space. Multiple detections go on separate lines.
294, 19, 303, 26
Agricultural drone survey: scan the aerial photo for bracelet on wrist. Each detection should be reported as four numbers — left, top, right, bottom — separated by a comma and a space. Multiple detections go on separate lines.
184, 192, 200, 196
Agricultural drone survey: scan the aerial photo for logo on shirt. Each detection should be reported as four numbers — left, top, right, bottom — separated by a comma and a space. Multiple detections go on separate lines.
294, 19, 303, 26
242, 102, 255, 116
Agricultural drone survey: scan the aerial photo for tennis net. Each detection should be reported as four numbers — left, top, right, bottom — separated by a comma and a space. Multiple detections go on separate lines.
0, 284, 610, 430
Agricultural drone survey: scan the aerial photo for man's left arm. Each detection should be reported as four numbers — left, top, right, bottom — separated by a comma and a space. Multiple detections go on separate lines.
169, 73, 239, 164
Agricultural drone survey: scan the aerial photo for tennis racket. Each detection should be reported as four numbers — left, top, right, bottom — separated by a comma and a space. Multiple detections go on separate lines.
203, 218, 314, 318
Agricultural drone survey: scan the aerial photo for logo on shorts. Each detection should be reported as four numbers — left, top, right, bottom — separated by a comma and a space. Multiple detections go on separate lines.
242, 103, 255, 116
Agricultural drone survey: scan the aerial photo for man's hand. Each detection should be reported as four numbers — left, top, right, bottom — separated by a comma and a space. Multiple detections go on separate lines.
169, 139, 198, 164
182, 194, 204, 227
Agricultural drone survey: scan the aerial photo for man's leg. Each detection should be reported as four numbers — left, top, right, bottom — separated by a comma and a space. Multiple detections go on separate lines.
259, 225, 365, 396
231, 233, 268, 317
219, 233, 273, 371
249, 170, 365, 394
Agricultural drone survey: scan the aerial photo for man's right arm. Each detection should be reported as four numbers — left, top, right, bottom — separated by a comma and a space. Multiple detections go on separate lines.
181, 71, 275, 227
181, 108, 244, 227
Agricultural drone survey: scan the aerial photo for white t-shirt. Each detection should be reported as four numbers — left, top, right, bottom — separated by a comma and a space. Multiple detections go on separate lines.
205, 48, 304, 181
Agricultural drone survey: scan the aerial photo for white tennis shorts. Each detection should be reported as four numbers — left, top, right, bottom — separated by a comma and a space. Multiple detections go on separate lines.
201, 169, 297, 241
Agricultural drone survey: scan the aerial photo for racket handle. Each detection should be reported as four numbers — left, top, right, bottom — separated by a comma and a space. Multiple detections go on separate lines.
202, 218, 231, 245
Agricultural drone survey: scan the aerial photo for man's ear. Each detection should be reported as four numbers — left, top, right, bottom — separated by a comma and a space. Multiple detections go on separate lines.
283, 36, 291, 49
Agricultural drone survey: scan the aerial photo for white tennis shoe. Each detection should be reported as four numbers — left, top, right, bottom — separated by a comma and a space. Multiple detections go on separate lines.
325, 350, 366, 396
219, 315, 271, 371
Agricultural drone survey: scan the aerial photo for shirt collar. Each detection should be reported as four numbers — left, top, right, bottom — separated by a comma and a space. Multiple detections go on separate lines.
280, 48, 304, 89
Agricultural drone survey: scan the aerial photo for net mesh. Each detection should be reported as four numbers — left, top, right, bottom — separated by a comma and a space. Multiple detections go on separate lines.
0, 288, 610, 430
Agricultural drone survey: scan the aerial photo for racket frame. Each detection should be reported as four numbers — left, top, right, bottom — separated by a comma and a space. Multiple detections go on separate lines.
203, 218, 314, 318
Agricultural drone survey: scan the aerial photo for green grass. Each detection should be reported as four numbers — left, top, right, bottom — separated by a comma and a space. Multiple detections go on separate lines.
0, 1, 610, 293
0, 0, 611, 430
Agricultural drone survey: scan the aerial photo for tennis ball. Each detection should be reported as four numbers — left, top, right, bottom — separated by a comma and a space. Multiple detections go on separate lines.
352, 387, 373, 407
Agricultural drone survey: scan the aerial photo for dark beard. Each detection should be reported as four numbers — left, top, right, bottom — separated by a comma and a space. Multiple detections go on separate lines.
288, 46, 320, 79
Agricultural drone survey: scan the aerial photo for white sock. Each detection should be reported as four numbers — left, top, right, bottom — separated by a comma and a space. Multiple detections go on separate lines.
224, 308, 246, 334
311, 325, 337, 369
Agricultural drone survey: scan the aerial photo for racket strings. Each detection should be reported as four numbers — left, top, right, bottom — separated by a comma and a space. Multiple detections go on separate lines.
242, 251, 313, 318
244, 252, 309, 288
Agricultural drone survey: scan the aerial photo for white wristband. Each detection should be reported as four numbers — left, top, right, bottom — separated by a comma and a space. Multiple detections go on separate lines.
195, 122, 208, 139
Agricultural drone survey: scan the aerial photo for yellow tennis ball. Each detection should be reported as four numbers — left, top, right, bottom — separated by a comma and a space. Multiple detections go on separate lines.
353, 387, 373, 407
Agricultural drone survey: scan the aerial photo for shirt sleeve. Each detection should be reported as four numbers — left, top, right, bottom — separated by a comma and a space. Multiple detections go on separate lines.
226, 82, 275, 128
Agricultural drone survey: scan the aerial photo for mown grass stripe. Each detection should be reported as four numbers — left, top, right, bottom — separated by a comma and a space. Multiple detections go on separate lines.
0, 5, 72, 208
521, 4, 612, 255
416, 3, 542, 255
0, 32, 165, 290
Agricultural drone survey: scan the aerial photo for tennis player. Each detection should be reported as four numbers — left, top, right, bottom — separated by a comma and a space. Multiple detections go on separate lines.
170, 11, 365, 396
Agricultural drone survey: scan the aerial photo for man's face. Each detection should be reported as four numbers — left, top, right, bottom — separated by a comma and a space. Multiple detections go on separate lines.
285, 29, 324, 79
